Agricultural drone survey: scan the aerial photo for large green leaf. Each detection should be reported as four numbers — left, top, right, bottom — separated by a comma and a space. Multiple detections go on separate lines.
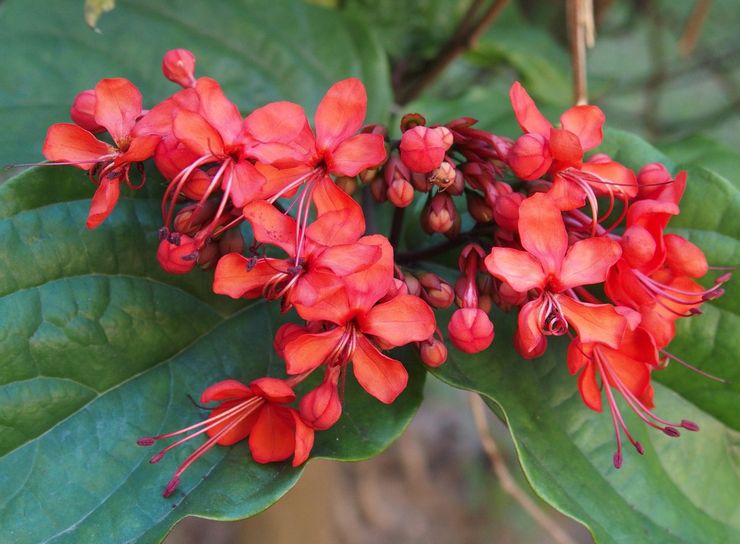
0, 167, 425, 543
432, 129, 740, 542
0, 0, 392, 166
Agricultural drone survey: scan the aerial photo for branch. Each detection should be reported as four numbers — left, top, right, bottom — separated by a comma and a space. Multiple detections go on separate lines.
398, 0, 510, 104
394, 224, 493, 265
679, 0, 713, 57
567, 0, 595, 105
468, 394, 578, 544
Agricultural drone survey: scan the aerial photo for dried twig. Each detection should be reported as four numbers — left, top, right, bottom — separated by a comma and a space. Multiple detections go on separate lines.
679, 0, 713, 57
468, 393, 577, 544
398, 0, 510, 104
567, 0, 596, 105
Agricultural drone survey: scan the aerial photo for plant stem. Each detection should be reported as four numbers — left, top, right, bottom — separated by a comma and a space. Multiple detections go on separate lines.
468, 394, 578, 544
389, 206, 406, 249
397, 0, 510, 104
395, 224, 493, 265
567, 0, 595, 105
679, 0, 712, 57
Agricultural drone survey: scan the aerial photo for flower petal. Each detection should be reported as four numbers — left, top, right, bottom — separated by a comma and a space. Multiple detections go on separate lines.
327, 133, 387, 176
194, 77, 243, 144
115, 134, 160, 164
173, 110, 224, 157
94, 78, 143, 144
227, 160, 266, 208
559, 105, 605, 151
516, 297, 546, 358
485, 248, 546, 292
205, 400, 259, 446
283, 327, 345, 375
249, 405, 296, 463
201, 379, 252, 403
312, 243, 381, 276
43, 123, 111, 167
291, 410, 315, 466
213, 254, 284, 299
509, 81, 552, 137
242, 200, 297, 256
518, 193, 567, 276
86, 178, 120, 229
315, 78, 367, 152
577, 362, 603, 412
557, 296, 626, 349
558, 237, 621, 290
352, 335, 408, 404
358, 295, 435, 347
250, 377, 296, 404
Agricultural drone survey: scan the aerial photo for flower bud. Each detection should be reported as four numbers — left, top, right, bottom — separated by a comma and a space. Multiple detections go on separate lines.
400, 126, 454, 173
157, 233, 198, 274
218, 228, 245, 255
418, 334, 448, 368
466, 191, 494, 223
493, 281, 527, 311
621, 225, 656, 269
273, 323, 305, 358
387, 177, 415, 208
428, 161, 456, 191
418, 272, 454, 308
400, 112, 426, 132
182, 169, 213, 200
507, 133, 552, 180
447, 308, 494, 353
422, 192, 457, 234
369, 175, 388, 203
493, 191, 524, 233
196, 240, 220, 270
403, 272, 422, 297
162, 49, 196, 88
359, 167, 379, 184
335, 175, 357, 195
637, 162, 671, 200
299, 366, 342, 430
410, 171, 430, 192
70, 89, 104, 133
664, 234, 708, 278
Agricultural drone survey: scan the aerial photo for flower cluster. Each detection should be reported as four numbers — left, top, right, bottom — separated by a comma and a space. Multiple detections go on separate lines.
43, 49, 728, 494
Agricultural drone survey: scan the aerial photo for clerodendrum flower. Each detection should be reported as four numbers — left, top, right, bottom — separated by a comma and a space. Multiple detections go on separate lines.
43, 78, 160, 228
485, 193, 626, 358
138, 377, 314, 497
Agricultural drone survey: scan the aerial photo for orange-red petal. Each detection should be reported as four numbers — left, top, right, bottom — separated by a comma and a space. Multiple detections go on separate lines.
559, 105, 605, 151
509, 81, 552, 136
351, 335, 408, 404
485, 247, 545, 293
94, 78, 142, 144
558, 237, 621, 290
315, 78, 366, 152
358, 294, 435, 347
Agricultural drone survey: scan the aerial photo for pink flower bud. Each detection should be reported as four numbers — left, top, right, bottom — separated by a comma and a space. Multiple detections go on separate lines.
493, 192, 524, 233
70, 89, 104, 133
447, 308, 494, 353
335, 175, 357, 195
664, 234, 708, 278
162, 49, 196, 88
418, 272, 454, 309
466, 191, 494, 223
637, 162, 671, 200
400, 126, 453, 173
370, 176, 388, 203
428, 161, 456, 191
418, 334, 448, 368
621, 225, 656, 269
507, 133, 552, 180
387, 177, 415, 208
422, 192, 457, 234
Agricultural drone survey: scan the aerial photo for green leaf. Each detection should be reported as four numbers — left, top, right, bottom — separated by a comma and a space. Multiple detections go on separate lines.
0, 167, 425, 543
432, 129, 740, 542
0, 0, 392, 166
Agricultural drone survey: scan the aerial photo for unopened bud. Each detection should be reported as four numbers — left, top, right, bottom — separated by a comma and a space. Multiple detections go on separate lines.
493, 191, 524, 233
359, 167, 379, 184
422, 192, 457, 235
429, 161, 456, 191
196, 240, 219, 270
162, 49, 196, 88
507, 133, 552, 180
410, 171, 430, 192
400, 112, 426, 132
637, 162, 672, 199
218, 228, 244, 255
369, 176, 387, 203
403, 273, 422, 297
70, 89, 104, 133
387, 177, 415, 208
418, 334, 448, 368
157, 234, 198, 275
447, 308, 494, 354
400, 125, 453, 173
466, 191, 493, 223
335, 175, 357, 195
418, 272, 454, 308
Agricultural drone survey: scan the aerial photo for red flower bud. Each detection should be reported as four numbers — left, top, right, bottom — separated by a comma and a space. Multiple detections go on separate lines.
493, 191, 524, 233
387, 177, 415, 208
157, 233, 198, 274
418, 333, 448, 368
447, 308, 494, 353
507, 133, 552, 180
335, 175, 358, 195
418, 272, 454, 308
70, 89, 104, 133
422, 192, 457, 234
299, 366, 342, 430
637, 162, 672, 200
162, 49, 196, 88
466, 191, 494, 223
400, 125, 453, 173
622, 225, 656, 269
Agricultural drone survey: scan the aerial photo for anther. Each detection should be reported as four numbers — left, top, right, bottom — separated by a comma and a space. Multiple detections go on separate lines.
246, 256, 258, 271
635, 442, 645, 455
158, 227, 170, 241
137, 437, 155, 446
663, 426, 681, 437
613, 452, 623, 469
681, 420, 699, 432
149, 451, 166, 464
163, 476, 181, 498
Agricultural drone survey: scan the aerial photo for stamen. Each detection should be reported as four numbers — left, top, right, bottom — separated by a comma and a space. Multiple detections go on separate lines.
661, 350, 727, 383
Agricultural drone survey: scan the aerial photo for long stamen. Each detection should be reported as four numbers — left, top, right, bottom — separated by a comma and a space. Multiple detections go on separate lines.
661, 350, 727, 383
163, 154, 214, 225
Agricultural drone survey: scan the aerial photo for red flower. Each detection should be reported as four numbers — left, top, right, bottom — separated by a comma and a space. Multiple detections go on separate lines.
43, 78, 160, 228
138, 377, 314, 497
506, 82, 636, 216
399, 125, 453, 173
244, 78, 387, 177
485, 193, 625, 357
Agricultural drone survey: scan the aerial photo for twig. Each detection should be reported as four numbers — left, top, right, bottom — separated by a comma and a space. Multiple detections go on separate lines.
679, 0, 713, 57
468, 393, 577, 544
395, 224, 493, 265
567, 0, 596, 105
398, 0, 510, 104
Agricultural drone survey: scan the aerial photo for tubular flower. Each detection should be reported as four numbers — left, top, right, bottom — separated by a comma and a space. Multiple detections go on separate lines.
485, 193, 626, 358
506, 81, 636, 218
43, 78, 160, 228
138, 377, 314, 497
568, 323, 698, 468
